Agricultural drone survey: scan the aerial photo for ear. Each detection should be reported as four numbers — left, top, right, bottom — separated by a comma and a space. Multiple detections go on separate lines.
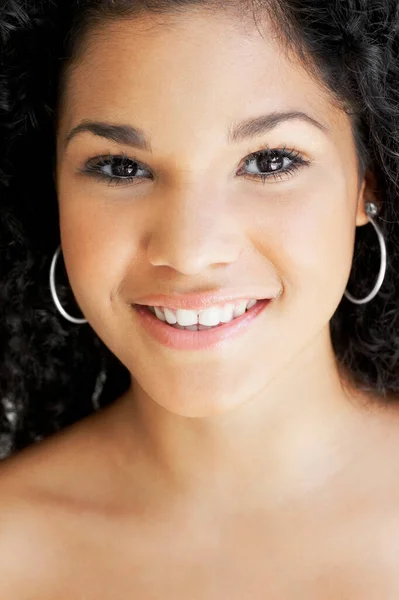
356, 168, 379, 226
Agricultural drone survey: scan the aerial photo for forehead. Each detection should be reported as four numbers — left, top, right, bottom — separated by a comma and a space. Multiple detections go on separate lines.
59, 11, 345, 144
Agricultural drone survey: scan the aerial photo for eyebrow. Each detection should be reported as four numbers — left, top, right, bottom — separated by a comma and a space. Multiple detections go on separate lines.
63, 111, 329, 152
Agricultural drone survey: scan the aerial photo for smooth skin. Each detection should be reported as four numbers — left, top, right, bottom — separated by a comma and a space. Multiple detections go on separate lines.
1, 8, 399, 598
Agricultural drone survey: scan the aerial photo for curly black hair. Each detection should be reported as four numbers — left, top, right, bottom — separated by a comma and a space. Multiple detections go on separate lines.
0, 0, 398, 460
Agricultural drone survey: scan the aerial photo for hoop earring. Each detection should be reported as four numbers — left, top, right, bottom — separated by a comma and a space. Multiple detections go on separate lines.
344, 202, 387, 305
49, 245, 88, 324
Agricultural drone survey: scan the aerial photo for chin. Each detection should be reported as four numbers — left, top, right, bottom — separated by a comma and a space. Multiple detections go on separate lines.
149, 389, 248, 419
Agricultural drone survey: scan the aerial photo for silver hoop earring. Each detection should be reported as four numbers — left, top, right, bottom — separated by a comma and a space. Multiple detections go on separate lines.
49, 245, 88, 324
344, 202, 387, 305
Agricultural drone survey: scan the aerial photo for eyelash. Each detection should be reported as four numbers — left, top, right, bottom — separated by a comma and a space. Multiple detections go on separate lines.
77, 145, 311, 187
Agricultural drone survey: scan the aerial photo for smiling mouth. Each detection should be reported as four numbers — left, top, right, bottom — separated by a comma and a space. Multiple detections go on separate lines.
134, 298, 263, 330
156, 305, 258, 330
131, 298, 272, 351
134, 298, 270, 330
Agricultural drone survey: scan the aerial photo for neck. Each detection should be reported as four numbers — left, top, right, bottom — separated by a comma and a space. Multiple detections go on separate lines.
109, 329, 378, 510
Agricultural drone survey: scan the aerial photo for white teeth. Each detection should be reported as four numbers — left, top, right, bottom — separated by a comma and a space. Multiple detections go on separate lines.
163, 307, 177, 325
233, 300, 248, 318
154, 307, 166, 322
219, 303, 235, 323
147, 299, 258, 327
175, 309, 199, 327
198, 307, 222, 327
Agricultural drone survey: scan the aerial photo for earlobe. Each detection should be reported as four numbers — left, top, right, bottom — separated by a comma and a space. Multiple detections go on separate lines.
356, 200, 369, 226
355, 170, 379, 226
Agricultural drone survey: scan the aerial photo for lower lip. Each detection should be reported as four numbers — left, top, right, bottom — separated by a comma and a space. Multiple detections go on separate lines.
132, 299, 271, 351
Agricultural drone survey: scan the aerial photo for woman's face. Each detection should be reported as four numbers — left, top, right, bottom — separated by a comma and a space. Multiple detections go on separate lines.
56, 10, 370, 417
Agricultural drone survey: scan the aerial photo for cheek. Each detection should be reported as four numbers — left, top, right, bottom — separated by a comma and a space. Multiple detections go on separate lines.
251, 173, 357, 307
58, 188, 141, 317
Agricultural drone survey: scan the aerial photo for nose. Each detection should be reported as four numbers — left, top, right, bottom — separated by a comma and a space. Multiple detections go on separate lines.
145, 183, 243, 276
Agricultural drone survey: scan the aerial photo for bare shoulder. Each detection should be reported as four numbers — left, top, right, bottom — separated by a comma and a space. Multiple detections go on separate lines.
0, 410, 113, 598
0, 453, 62, 598
0, 400, 118, 493
0, 401, 148, 599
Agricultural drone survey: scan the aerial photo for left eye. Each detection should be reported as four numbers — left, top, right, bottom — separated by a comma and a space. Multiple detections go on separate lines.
237, 148, 310, 183
244, 150, 292, 174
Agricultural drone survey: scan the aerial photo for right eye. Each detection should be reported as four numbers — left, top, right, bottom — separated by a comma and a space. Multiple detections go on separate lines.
79, 153, 153, 186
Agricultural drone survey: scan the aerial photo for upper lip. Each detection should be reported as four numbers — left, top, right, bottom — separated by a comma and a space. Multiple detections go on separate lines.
133, 291, 274, 311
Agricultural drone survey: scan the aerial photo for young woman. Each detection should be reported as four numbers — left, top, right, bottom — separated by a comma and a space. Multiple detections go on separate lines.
0, 0, 398, 596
